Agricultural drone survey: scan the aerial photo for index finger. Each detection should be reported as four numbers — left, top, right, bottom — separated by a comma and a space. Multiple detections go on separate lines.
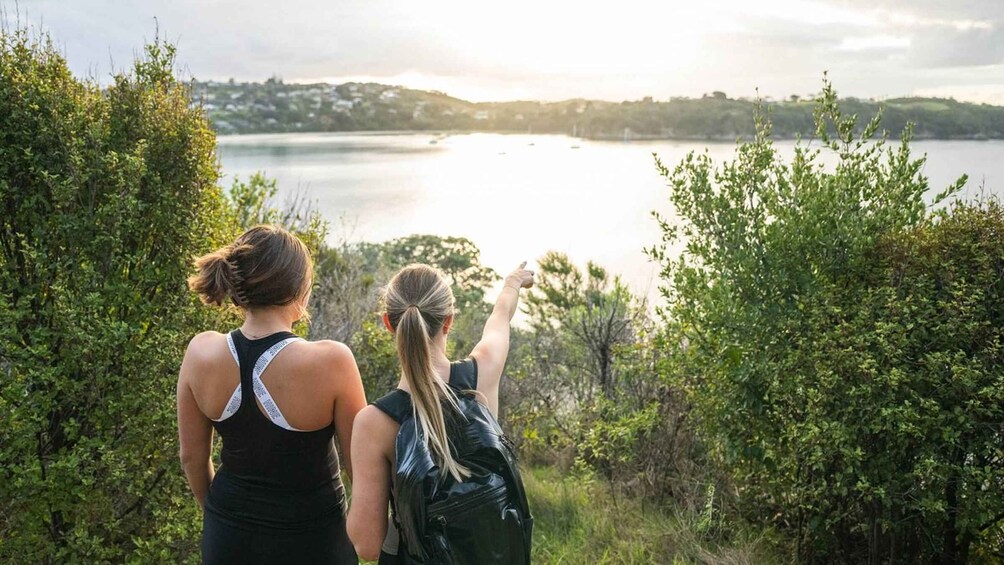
518, 261, 527, 270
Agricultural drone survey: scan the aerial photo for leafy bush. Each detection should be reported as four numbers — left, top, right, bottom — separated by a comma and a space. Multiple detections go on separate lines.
350, 318, 400, 399
652, 79, 1003, 562
0, 30, 232, 562
504, 252, 714, 515
505, 252, 641, 459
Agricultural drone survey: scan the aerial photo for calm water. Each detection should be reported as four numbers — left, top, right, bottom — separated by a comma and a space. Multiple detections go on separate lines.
217, 133, 1004, 302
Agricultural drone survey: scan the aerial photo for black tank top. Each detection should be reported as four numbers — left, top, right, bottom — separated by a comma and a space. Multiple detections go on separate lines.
205, 330, 346, 531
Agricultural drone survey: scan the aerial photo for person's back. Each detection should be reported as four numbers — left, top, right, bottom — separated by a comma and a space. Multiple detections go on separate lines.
346, 262, 535, 563
177, 225, 366, 564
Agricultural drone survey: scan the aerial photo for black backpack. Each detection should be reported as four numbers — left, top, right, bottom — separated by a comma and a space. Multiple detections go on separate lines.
371, 358, 533, 564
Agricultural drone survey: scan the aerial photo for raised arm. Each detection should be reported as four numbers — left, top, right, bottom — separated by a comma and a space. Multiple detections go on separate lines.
470, 262, 535, 413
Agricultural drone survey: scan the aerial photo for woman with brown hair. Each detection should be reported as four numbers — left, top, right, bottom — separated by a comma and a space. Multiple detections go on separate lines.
177, 225, 366, 564
346, 261, 535, 563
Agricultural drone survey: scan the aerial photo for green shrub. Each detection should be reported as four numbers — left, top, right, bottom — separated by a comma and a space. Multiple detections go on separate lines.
350, 318, 400, 398
506, 252, 646, 453
0, 30, 232, 562
652, 79, 1003, 562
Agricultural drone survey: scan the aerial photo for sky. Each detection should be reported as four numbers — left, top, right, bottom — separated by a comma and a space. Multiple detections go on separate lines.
9, 0, 1004, 104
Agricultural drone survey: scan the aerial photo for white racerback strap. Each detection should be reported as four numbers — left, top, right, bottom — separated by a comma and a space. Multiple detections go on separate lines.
213, 333, 303, 431
251, 337, 302, 431
212, 333, 243, 422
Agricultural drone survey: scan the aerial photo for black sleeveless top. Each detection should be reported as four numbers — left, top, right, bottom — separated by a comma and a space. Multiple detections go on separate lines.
205, 330, 346, 531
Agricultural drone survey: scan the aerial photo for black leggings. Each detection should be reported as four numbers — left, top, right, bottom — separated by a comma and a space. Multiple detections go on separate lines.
202, 512, 357, 564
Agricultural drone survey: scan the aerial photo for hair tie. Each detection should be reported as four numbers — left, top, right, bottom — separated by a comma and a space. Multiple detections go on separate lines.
224, 256, 249, 307
406, 304, 419, 311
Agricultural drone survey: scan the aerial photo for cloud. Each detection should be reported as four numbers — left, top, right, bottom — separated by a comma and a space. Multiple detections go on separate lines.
908, 26, 1004, 68
837, 35, 911, 52
7, 0, 1003, 103
819, 0, 1004, 67
14, 0, 489, 80
826, 0, 1000, 21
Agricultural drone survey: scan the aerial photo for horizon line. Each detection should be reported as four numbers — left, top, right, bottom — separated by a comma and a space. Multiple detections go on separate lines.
191, 75, 1004, 107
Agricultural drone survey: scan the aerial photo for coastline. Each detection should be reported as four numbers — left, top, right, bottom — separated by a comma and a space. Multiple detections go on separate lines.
215, 128, 1002, 142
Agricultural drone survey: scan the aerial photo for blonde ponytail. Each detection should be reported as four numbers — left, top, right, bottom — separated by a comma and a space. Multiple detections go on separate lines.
385, 265, 470, 483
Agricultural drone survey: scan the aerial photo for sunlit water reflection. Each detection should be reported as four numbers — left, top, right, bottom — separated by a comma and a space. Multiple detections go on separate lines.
218, 133, 1003, 305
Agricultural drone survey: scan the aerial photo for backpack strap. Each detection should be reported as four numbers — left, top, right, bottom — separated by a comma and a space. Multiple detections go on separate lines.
448, 358, 478, 391
371, 389, 412, 424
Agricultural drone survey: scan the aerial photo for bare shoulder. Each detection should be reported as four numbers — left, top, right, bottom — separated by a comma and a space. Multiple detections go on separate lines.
354, 404, 399, 438
178, 331, 231, 387
293, 339, 355, 367
187, 330, 226, 351
288, 340, 360, 395
352, 405, 397, 476
182, 331, 228, 367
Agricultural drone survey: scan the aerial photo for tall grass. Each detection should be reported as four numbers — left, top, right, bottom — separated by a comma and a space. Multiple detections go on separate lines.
356, 464, 785, 564
524, 466, 786, 565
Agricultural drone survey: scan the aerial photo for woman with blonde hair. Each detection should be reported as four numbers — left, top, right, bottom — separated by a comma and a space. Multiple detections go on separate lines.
347, 261, 535, 563
177, 225, 366, 564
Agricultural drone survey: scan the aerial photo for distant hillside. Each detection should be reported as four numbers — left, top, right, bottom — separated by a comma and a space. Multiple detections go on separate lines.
193, 79, 1004, 140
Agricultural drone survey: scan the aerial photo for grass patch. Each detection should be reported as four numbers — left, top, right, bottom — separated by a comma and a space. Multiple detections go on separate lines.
524, 466, 786, 565
359, 465, 787, 564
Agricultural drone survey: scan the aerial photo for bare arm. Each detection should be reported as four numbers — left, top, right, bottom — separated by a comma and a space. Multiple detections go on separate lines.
327, 341, 367, 480
470, 262, 535, 413
177, 338, 215, 508
346, 406, 395, 561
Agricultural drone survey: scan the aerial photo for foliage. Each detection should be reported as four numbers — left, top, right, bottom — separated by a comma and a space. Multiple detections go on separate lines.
0, 28, 328, 563
0, 29, 230, 562
195, 79, 1004, 140
576, 331, 713, 508
522, 251, 642, 401
503, 252, 711, 516
651, 78, 1002, 562
506, 253, 625, 458
309, 239, 380, 343
350, 318, 400, 401
577, 399, 661, 481
227, 171, 326, 252
523, 465, 784, 564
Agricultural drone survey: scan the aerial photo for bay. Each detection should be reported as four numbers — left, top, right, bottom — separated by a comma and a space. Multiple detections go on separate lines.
218, 132, 1003, 302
